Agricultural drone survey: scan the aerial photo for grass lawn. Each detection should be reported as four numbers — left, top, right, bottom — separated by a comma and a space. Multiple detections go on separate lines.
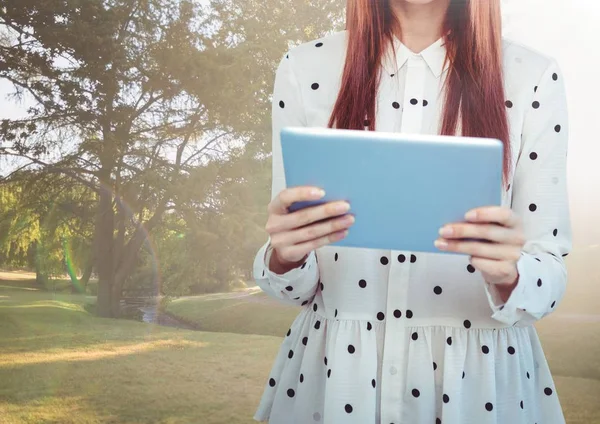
0, 284, 278, 424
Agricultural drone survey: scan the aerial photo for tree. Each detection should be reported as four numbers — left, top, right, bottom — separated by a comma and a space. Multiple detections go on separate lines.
0, 0, 344, 317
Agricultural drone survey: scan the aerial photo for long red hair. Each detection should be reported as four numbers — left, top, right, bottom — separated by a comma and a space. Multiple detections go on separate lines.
328, 0, 511, 186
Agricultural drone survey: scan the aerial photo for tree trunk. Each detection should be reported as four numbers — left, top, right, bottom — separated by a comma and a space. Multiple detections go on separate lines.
72, 261, 93, 294
80, 262, 93, 289
35, 267, 48, 288
95, 183, 116, 318
33, 239, 48, 288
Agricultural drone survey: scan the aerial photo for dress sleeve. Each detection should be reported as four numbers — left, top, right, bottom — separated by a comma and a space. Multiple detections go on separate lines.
484, 59, 572, 326
252, 50, 320, 307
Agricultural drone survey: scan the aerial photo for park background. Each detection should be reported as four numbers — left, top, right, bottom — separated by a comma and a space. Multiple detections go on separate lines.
1, 0, 599, 423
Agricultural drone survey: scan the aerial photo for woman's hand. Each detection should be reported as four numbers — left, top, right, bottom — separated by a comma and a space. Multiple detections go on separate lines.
266, 186, 355, 272
434, 206, 526, 302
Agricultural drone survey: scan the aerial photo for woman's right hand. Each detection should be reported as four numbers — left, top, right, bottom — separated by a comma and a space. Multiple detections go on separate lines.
265, 186, 355, 272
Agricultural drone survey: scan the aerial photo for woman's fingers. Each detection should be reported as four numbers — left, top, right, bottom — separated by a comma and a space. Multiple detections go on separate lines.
275, 228, 350, 263
270, 213, 355, 249
268, 186, 325, 215
439, 223, 525, 246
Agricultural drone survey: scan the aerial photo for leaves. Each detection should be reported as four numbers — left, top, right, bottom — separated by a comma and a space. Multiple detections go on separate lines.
0, 0, 345, 300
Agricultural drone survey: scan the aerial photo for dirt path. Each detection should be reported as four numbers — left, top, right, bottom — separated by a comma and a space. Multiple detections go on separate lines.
0, 270, 36, 281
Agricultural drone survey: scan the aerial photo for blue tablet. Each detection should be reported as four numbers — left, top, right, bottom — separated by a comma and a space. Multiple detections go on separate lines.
280, 127, 504, 254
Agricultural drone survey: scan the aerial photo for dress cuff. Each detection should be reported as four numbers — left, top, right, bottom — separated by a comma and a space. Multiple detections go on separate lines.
253, 239, 318, 297
484, 253, 530, 326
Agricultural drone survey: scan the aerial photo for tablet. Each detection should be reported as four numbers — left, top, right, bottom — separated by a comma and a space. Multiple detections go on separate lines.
280, 127, 504, 254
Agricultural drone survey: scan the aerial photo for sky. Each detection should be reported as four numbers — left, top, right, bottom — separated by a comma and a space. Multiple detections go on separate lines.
1, 0, 598, 247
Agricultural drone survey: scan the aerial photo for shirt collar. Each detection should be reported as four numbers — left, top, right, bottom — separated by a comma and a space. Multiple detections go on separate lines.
383, 35, 449, 78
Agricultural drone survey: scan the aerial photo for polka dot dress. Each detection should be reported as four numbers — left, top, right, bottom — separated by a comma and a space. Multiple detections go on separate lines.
252, 31, 571, 424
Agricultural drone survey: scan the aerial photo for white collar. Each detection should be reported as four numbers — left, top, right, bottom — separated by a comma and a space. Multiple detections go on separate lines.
382, 35, 449, 78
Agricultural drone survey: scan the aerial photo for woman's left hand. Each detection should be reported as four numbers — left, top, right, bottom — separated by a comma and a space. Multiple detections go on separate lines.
434, 206, 526, 302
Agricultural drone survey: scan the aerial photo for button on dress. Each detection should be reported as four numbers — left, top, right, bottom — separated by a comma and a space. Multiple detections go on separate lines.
252, 30, 571, 424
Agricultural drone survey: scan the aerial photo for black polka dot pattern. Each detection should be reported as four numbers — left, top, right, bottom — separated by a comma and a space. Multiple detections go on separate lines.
263, 46, 571, 422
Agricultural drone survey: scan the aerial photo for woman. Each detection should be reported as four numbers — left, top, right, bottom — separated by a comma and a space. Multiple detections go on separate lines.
253, 0, 571, 423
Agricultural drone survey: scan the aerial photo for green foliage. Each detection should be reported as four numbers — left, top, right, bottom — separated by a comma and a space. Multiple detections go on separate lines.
0, 0, 346, 311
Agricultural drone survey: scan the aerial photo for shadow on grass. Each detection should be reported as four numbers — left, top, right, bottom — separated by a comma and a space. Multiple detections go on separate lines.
0, 329, 276, 424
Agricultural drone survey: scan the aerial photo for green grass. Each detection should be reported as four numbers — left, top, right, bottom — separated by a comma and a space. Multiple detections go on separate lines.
0, 284, 277, 424
166, 291, 299, 337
